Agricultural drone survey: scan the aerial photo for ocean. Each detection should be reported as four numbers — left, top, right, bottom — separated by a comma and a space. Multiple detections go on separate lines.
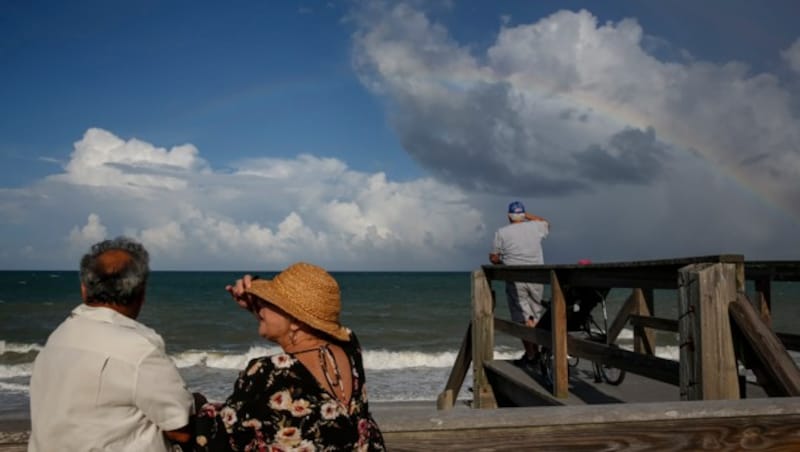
1, 271, 798, 420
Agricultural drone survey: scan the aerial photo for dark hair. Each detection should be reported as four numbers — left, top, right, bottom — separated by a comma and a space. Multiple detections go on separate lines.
79, 237, 149, 306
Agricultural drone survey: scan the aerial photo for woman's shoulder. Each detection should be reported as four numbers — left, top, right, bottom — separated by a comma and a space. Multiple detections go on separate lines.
242, 352, 299, 377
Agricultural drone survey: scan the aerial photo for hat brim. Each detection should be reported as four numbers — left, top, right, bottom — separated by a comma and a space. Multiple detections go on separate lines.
247, 280, 352, 342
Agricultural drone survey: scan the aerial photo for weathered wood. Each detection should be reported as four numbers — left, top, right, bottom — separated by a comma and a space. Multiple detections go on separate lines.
378, 398, 800, 451
745, 260, 800, 281
607, 290, 639, 344
628, 314, 678, 332
471, 270, 496, 409
437, 322, 472, 410
729, 294, 800, 396
483, 360, 564, 407
495, 319, 679, 385
483, 255, 745, 289
467, 257, 800, 413
550, 270, 568, 399
754, 278, 772, 327
678, 263, 739, 401
632, 288, 655, 355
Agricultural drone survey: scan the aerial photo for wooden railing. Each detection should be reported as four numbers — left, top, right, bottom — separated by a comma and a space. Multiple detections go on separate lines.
438, 255, 800, 410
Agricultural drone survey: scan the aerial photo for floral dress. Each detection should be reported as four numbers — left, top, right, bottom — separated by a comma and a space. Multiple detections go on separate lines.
194, 334, 386, 451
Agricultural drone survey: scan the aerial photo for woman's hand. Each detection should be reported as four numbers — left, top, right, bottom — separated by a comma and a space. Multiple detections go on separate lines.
225, 274, 256, 311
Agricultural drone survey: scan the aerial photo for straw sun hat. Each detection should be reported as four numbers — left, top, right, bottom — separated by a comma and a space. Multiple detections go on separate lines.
246, 262, 351, 342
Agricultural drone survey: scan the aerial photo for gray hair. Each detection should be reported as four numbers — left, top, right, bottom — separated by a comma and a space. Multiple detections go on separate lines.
79, 237, 150, 306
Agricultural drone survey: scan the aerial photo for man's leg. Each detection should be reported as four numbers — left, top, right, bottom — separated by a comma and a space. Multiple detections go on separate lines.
507, 282, 539, 362
521, 283, 546, 359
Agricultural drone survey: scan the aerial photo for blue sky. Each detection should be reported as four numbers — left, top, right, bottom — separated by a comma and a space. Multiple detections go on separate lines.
2, 1, 800, 270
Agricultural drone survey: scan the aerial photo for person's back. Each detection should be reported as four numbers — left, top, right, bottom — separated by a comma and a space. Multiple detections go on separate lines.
494, 220, 548, 265
28, 237, 193, 452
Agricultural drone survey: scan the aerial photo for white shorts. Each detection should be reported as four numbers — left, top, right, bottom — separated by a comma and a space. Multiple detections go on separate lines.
505, 282, 545, 324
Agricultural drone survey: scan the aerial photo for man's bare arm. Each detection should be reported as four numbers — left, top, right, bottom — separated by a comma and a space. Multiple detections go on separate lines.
524, 212, 548, 223
164, 425, 191, 444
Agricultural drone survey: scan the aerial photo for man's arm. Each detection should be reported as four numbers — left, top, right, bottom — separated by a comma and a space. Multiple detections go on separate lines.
164, 426, 191, 444
525, 212, 548, 223
163, 393, 207, 445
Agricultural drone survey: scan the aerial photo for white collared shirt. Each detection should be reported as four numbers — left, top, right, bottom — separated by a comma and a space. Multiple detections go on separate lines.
29, 304, 194, 452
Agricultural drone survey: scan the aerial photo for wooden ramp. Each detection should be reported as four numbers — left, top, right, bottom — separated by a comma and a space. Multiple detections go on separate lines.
484, 358, 768, 408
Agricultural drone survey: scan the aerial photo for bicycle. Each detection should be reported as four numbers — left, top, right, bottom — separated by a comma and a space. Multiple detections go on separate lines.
535, 286, 626, 388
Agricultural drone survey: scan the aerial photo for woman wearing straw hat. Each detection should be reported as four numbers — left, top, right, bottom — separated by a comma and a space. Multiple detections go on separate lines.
194, 262, 385, 451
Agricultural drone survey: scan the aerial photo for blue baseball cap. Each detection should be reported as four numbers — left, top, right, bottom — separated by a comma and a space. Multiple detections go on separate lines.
508, 201, 525, 214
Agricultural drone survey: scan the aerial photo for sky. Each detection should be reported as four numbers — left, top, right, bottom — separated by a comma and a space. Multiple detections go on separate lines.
1, 0, 799, 271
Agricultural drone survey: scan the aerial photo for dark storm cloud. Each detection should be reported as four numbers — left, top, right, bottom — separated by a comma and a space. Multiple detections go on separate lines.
574, 127, 667, 184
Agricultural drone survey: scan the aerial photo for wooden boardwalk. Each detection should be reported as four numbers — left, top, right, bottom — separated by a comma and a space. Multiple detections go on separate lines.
374, 397, 800, 451
433, 255, 800, 449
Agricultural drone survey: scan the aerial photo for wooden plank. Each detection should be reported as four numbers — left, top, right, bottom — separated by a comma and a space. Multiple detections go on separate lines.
378, 398, 800, 451
483, 255, 746, 289
729, 294, 800, 396
607, 290, 638, 344
437, 322, 472, 410
495, 319, 679, 385
383, 415, 800, 451
628, 315, 678, 332
678, 263, 704, 399
495, 318, 552, 349
632, 288, 655, 355
471, 269, 497, 409
677, 263, 739, 401
643, 288, 656, 347
745, 261, 800, 281
754, 278, 772, 327
550, 270, 568, 399
483, 360, 564, 407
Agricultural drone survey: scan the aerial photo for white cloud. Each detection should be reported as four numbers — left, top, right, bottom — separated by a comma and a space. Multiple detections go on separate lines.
68, 213, 108, 248
53, 128, 209, 192
352, 6, 800, 218
782, 38, 800, 75
0, 128, 485, 270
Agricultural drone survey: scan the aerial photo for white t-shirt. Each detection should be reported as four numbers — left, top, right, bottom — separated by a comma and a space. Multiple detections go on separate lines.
492, 220, 549, 265
29, 304, 194, 452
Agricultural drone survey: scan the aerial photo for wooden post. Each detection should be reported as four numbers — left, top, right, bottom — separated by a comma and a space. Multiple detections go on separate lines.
633, 289, 655, 355
471, 269, 496, 409
550, 270, 568, 398
437, 323, 472, 410
678, 263, 740, 401
754, 278, 772, 327
607, 290, 639, 345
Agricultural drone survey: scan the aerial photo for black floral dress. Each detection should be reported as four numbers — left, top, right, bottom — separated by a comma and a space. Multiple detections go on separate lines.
194, 334, 385, 451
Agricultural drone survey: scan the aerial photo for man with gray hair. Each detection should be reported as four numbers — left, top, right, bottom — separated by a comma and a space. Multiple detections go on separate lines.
29, 237, 195, 451
490, 201, 550, 370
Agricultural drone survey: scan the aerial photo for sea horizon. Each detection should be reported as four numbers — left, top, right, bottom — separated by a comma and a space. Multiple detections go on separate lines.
2, 270, 798, 421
